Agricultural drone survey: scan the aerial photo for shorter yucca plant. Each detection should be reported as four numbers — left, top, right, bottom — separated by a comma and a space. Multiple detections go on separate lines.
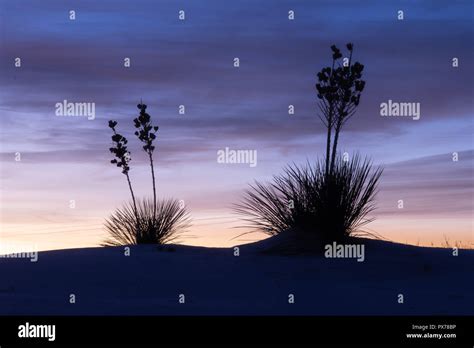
234, 154, 383, 251
102, 198, 191, 246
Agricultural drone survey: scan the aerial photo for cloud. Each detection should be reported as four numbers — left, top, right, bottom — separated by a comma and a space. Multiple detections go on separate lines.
1, 0, 472, 147
376, 150, 473, 218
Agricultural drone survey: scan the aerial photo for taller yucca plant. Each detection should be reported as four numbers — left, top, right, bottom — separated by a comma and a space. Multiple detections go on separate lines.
235, 43, 382, 252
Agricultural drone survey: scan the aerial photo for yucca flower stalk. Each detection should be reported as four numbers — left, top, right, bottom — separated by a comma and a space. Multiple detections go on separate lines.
108, 120, 138, 221
316, 43, 366, 175
133, 101, 159, 220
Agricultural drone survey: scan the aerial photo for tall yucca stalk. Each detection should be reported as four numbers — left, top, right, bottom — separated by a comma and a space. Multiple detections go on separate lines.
108, 120, 138, 223
133, 101, 159, 220
316, 43, 365, 175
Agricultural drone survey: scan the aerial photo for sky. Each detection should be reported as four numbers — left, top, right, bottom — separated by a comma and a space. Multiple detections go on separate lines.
0, 0, 473, 253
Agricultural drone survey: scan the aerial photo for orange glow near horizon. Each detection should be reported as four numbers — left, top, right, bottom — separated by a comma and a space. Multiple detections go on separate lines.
1, 214, 472, 254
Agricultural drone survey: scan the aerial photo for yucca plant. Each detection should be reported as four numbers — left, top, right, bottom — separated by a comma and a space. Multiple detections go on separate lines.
235, 43, 380, 252
102, 198, 191, 246
104, 104, 189, 247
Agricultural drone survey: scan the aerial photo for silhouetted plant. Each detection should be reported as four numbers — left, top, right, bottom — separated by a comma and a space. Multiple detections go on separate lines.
133, 101, 159, 220
108, 120, 138, 222
102, 198, 191, 246
316, 43, 365, 174
236, 43, 381, 251
105, 105, 189, 247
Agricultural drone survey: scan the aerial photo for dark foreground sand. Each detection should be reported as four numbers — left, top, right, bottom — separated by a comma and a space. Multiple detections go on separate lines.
0, 237, 472, 315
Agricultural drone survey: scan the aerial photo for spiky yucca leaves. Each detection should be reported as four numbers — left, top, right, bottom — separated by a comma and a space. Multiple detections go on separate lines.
311, 155, 382, 243
102, 198, 190, 246
235, 165, 318, 237
234, 154, 382, 248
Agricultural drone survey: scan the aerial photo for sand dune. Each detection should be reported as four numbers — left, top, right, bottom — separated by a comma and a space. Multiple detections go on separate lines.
0, 237, 472, 315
